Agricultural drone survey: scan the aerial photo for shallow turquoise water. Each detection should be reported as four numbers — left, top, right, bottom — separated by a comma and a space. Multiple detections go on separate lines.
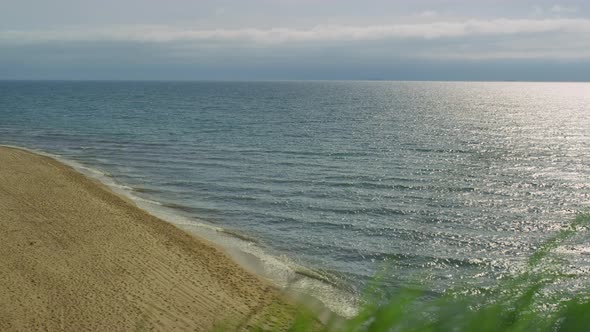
1, 80, 588, 299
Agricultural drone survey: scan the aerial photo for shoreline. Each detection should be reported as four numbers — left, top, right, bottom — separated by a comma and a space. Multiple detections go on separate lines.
1, 144, 357, 319
0, 146, 303, 330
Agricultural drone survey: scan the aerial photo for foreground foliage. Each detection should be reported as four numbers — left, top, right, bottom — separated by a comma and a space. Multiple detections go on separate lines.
246, 213, 590, 332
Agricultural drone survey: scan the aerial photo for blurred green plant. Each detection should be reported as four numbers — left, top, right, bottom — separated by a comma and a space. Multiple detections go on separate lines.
236, 213, 590, 331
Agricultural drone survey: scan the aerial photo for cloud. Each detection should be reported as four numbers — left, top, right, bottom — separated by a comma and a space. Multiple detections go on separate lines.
532, 6, 544, 16
2, 18, 590, 45
1, 17, 589, 65
533, 5, 577, 16
419, 10, 438, 18
550, 5, 577, 14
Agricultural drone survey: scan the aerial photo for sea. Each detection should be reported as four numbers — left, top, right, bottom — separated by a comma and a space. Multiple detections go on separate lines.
1, 81, 588, 316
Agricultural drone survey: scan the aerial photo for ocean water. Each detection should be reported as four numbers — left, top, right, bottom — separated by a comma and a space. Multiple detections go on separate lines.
1, 81, 589, 314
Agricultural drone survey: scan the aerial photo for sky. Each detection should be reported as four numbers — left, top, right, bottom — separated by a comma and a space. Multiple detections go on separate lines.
1, 0, 589, 81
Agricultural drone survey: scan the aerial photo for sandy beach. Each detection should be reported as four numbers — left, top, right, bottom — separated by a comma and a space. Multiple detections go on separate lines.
0, 146, 295, 331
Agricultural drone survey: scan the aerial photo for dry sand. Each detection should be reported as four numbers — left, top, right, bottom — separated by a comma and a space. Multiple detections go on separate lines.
0, 146, 297, 331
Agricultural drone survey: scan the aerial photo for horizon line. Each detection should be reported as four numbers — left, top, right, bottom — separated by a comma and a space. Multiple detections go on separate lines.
1, 78, 588, 83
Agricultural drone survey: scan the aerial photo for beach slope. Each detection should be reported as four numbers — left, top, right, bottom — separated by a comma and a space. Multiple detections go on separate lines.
0, 147, 293, 331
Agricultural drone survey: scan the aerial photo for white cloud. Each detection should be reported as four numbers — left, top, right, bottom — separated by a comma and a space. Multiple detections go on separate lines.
2, 18, 590, 45
1, 18, 589, 62
532, 6, 544, 16
550, 5, 577, 14
419, 10, 438, 18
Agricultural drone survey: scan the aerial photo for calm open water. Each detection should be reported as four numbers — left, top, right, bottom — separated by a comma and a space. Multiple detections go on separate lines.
1, 81, 588, 313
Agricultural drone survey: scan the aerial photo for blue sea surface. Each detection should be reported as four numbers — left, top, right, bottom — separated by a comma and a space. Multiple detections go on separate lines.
1, 81, 589, 311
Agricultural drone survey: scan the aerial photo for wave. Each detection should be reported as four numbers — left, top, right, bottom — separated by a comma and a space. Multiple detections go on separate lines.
21, 148, 359, 317
132, 187, 163, 194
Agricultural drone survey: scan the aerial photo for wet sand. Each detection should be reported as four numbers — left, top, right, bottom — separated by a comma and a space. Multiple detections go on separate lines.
0, 146, 295, 331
